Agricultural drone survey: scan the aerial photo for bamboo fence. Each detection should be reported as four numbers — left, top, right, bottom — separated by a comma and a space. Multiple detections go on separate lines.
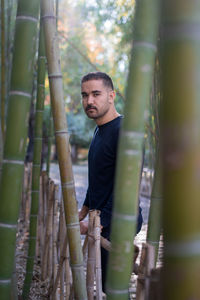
20, 168, 113, 299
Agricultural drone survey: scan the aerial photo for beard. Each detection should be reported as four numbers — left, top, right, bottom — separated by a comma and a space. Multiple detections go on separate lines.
85, 104, 110, 120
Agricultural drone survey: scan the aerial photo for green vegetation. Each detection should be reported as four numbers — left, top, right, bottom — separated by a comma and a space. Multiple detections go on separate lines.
106, 0, 160, 298
0, 0, 40, 298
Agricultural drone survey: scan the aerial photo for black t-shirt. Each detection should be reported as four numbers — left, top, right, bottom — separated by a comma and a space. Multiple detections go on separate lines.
84, 116, 122, 230
84, 115, 143, 235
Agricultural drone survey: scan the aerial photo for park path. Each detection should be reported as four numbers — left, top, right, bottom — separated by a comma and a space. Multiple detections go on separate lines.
50, 162, 88, 210
49, 162, 151, 223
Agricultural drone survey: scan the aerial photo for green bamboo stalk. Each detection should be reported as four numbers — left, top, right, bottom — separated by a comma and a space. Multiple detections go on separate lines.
1, 0, 6, 140
6, 0, 15, 104
46, 109, 53, 175
0, 1, 39, 298
161, 1, 200, 299
0, 124, 3, 181
22, 19, 46, 298
41, 1, 87, 299
46, 0, 58, 176
146, 151, 162, 265
106, 0, 160, 299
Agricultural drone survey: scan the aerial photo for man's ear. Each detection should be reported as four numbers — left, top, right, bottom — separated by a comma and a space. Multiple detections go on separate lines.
108, 90, 116, 104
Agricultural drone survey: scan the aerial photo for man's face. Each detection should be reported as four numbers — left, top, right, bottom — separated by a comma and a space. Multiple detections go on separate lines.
81, 79, 113, 120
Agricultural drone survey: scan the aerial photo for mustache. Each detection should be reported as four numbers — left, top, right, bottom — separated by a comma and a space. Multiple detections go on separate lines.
86, 105, 97, 111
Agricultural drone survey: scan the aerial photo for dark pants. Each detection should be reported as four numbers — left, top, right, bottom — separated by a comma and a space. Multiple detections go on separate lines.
101, 228, 110, 293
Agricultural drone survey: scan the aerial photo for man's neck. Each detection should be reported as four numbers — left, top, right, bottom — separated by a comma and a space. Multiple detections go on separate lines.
95, 111, 120, 126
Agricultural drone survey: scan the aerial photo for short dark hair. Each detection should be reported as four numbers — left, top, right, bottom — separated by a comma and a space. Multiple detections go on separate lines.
81, 72, 114, 90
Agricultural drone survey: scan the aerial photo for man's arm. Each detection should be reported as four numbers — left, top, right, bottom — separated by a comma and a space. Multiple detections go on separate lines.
79, 205, 89, 221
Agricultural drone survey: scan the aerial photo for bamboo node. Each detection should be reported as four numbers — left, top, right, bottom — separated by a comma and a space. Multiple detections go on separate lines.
66, 222, 80, 228
122, 130, 144, 140
87, 258, 95, 262
133, 41, 157, 51
113, 211, 137, 222
0, 222, 17, 229
3, 159, 24, 165
16, 15, 38, 23
0, 279, 11, 285
55, 130, 69, 136
42, 14, 56, 20
165, 239, 200, 257
9, 90, 32, 98
48, 73, 62, 79
106, 287, 129, 295
70, 263, 84, 269
124, 149, 140, 156
62, 180, 74, 189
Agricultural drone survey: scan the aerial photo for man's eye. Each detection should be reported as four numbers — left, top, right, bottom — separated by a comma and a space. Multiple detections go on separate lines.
94, 93, 100, 97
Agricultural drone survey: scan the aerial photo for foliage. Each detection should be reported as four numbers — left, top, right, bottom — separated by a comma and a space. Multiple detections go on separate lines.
55, 0, 136, 148
67, 111, 95, 148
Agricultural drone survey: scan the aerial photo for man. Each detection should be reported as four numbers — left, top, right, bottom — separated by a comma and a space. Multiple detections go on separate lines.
79, 71, 143, 292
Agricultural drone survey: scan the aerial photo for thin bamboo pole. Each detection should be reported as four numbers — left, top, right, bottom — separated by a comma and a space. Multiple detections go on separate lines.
22, 18, 46, 298
87, 210, 96, 300
42, 180, 54, 280
39, 171, 48, 262
94, 212, 102, 300
1, 0, 6, 140
53, 184, 59, 299
41, 1, 87, 298
46, 110, 54, 176
146, 152, 162, 265
106, 0, 160, 299
0, 1, 40, 298
0, 125, 3, 180
161, 1, 200, 299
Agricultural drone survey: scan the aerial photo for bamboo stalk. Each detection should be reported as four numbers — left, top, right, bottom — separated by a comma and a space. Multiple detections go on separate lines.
39, 171, 48, 262
47, 191, 54, 281
60, 262, 65, 300
82, 235, 88, 261
52, 234, 67, 297
53, 185, 59, 294
46, 110, 54, 176
106, 0, 160, 298
65, 243, 72, 300
23, 17, 46, 298
41, 1, 87, 298
87, 210, 96, 300
52, 199, 70, 298
0, 125, 3, 181
94, 211, 102, 300
146, 152, 162, 265
0, 1, 40, 297
161, 1, 200, 298
1, 0, 6, 140
41, 180, 54, 280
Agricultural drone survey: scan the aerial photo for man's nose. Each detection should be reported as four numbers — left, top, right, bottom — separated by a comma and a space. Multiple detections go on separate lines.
87, 95, 95, 104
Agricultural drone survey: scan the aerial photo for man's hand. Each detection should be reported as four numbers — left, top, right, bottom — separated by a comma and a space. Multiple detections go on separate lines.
79, 205, 89, 221
80, 221, 88, 235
